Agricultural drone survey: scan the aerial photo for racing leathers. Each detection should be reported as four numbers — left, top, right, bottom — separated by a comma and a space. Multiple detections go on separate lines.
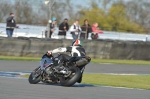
51, 45, 89, 66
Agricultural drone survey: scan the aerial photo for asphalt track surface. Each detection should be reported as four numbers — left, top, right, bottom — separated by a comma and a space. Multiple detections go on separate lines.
0, 60, 150, 74
0, 60, 150, 99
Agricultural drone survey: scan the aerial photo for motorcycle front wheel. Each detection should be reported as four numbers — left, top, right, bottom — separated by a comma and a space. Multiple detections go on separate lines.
28, 67, 41, 84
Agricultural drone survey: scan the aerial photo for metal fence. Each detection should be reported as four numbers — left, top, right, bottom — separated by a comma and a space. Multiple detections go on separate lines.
0, 23, 150, 41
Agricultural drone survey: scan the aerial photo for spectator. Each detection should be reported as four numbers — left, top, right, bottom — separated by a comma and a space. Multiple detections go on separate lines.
69, 20, 82, 40
81, 19, 92, 39
91, 22, 103, 39
6, 13, 18, 37
58, 18, 69, 39
45, 17, 57, 38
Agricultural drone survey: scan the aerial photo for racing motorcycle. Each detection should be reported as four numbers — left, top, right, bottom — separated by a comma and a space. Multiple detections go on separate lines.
28, 53, 90, 87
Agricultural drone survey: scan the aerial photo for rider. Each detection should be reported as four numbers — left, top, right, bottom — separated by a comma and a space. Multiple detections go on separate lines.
47, 39, 90, 67
46, 39, 91, 83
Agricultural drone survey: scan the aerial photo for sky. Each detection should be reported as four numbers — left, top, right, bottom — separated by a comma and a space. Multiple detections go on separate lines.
71, 0, 131, 8
6, 0, 131, 7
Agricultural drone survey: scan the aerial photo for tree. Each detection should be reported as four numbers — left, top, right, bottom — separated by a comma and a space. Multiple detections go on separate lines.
125, 0, 150, 33
0, 1, 13, 22
14, 0, 37, 24
39, 0, 82, 25
77, 0, 144, 33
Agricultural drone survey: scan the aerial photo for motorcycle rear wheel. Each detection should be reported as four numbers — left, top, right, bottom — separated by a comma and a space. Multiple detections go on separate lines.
60, 67, 81, 87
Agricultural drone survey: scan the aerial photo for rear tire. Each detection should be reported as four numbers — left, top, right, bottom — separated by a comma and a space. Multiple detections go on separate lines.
28, 67, 41, 84
60, 67, 81, 87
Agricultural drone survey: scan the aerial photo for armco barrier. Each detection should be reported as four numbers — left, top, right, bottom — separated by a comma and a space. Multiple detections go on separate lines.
0, 37, 150, 60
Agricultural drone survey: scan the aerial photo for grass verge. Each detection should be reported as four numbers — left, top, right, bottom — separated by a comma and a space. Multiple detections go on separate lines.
82, 74, 150, 90
0, 56, 40, 61
22, 74, 150, 90
1, 55, 150, 65
92, 59, 150, 65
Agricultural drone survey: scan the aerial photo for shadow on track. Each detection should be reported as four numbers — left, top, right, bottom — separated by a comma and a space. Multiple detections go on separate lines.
37, 82, 95, 87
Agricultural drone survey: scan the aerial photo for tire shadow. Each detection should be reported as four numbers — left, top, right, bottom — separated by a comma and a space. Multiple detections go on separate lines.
37, 82, 96, 87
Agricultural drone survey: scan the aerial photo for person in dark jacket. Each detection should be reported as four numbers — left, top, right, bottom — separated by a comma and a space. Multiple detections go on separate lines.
6, 13, 18, 37
58, 18, 69, 39
81, 19, 92, 39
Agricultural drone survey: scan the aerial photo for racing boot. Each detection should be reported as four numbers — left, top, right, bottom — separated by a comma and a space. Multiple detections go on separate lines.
77, 73, 83, 83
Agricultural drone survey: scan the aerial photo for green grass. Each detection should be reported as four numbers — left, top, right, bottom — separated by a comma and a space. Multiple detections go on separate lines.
82, 74, 150, 90
92, 59, 150, 65
0, 56, 40, 61
22, 74, 150, 90
0, 55, 150, 65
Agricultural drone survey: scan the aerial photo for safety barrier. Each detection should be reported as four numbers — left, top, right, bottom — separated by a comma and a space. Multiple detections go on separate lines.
0, 37, 150, 60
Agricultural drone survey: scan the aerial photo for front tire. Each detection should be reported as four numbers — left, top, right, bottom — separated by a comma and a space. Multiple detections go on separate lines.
28, 67, 41, 84
60, 67, 81, 87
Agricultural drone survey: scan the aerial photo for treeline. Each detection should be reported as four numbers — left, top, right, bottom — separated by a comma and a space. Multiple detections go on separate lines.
0, 0, 78, 25
78, 0, 150, 33
0, 0, 149, 33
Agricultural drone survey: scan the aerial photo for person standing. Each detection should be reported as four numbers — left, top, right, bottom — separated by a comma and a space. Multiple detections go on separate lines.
81, 19, 92, 40
69, 20, 82, 40
91, 22, 103, 39
6, 13, 18, 37
45, 17, 57, 38
58, 18, 69, 39
49, 17, 57, 38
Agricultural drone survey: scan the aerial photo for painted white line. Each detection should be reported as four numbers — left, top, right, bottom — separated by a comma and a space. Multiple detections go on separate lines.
19, 73, 30, 75
99, 63, 114, 65
99, 85, 146, 91
100, 73, 150, 75
84, 72, 150, 75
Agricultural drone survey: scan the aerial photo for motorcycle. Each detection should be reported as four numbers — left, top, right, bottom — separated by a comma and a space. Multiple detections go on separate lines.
28, 53, 90, 87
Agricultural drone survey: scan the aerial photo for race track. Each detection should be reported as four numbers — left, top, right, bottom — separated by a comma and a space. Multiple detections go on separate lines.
1, 60, 150, 74
0, 60, 150, 99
